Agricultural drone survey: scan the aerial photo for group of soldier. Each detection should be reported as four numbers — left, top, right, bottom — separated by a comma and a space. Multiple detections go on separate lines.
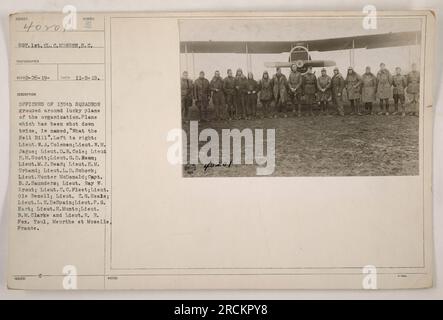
180, 62, 420, 121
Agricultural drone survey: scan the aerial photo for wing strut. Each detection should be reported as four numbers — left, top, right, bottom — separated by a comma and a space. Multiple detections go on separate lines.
192, 50, 195, 79
184, 43, 189, 73
349, 39, 355, 68
245, 43, 253, 73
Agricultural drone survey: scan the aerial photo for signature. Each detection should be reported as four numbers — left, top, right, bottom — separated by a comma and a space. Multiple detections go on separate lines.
203, 160, 233, 172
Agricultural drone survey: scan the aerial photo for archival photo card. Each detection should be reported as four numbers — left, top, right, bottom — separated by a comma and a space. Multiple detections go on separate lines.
179, 17, 423, 177
8, 11, 434, 290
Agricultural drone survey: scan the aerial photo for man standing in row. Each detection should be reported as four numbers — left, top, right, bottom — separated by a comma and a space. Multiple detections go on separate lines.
258, 71, 273, 118
317, 68, 331, 115
331, 67, 345, 116
345, 67, 362, 115
288, 64, 303, 117
194, 71, 210, 121
234, 68, 248, 120
407, 63, 420, 116
361, 66, 377, 115
392, 67, 408, 116
245, 72, 258, 119
377, 62, 393, 115
272, 67, 288, 118
181, 71, 193, 121
303, 66, 317, 116
210, 70, 225, 120
223, 69, 236, 120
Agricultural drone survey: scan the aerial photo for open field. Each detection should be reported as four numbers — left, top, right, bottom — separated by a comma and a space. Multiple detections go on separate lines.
182, 104, 419, 177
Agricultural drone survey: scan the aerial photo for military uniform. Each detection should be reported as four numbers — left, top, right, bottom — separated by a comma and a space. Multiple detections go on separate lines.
210, 76, 225, 120
392, 74, 407, 114
258, 73, 273, 118
361, 72, 377, 114
194, 77, 210, 121
406, 70, 420, 115
376, 69, 393, 114
180, 77, 193, 120
288, 70, 303, 115
331, 72, 345, 116
234, 75, 248, 119
317, 74, 331, 115
245, 78, 258, 118
361, 73, 376, 103
272, 73, 288, 115
345, 73, 361, 100
345, 72, 362, 114
223, 76, 236, 119
303, 73, 317, 116
406, 70, 420, 97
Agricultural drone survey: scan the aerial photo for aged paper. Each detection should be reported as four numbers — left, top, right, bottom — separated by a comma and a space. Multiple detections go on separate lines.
8, 11, 434, 289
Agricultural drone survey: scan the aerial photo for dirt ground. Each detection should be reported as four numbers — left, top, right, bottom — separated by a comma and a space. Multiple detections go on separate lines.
182, 103, 419, 177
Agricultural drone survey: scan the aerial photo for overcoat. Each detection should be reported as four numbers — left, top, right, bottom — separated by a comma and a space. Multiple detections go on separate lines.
331, 73, 345, 98
194, 78, 210, 104
181, 78, 193, 98
392, 74, 407, 95
258, 78, 273, 101
303, 73, 317, 104
288, 71, 303, 93
345, 73, 362, 100
317, 75, 332, 101
234, 75, 248, 95
406, 71, 420, 94
376, 69, 393, 99
272, 74, 288, 103
223, 76, 236, 96
210, 76, 225, 105
361, 73, 377, 103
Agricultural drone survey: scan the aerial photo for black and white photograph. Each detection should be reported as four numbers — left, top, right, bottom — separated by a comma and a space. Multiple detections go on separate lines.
2, 6, 438, 296
179, 17, 423, 177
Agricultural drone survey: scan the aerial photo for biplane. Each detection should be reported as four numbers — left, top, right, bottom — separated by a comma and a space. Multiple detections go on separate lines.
180, 31, 421, 74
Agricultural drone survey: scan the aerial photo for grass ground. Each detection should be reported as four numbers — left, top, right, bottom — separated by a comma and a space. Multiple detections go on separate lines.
182, 103, 419, 177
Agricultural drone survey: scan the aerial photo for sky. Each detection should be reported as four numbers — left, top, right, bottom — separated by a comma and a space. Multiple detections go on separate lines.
179, 17, 422, 79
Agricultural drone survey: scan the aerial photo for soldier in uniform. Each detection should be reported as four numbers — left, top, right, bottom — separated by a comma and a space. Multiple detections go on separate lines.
376, 63, 393, 115
316, 68, 332, 115
223, 69, 236, 120
302, 66, 317, 116
234, 68, 248, 120
194, 71, 210, 121
406, 63, 420, 116
210, 70, 225, 121
288, 64, 303, 117
361, 66, 377, 115
272, 67, 289, 118
331, 67, 345, 116
258, 71, 273, 118
392, 67, 407, 116
245, 72, 258, 119
345, 67, 362, 115
180, 71, 193, 121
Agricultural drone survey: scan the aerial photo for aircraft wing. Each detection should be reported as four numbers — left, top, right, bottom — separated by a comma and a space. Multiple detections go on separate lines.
304, 60, 336, 67
264, 60, 336, 68
180, 31, 421, 54
307, 31, 421, 52
180, 41, 292, 54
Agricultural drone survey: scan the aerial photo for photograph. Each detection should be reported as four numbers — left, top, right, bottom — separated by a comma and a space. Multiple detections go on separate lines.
179, 17, 422, 177
2, 6, 439, 299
